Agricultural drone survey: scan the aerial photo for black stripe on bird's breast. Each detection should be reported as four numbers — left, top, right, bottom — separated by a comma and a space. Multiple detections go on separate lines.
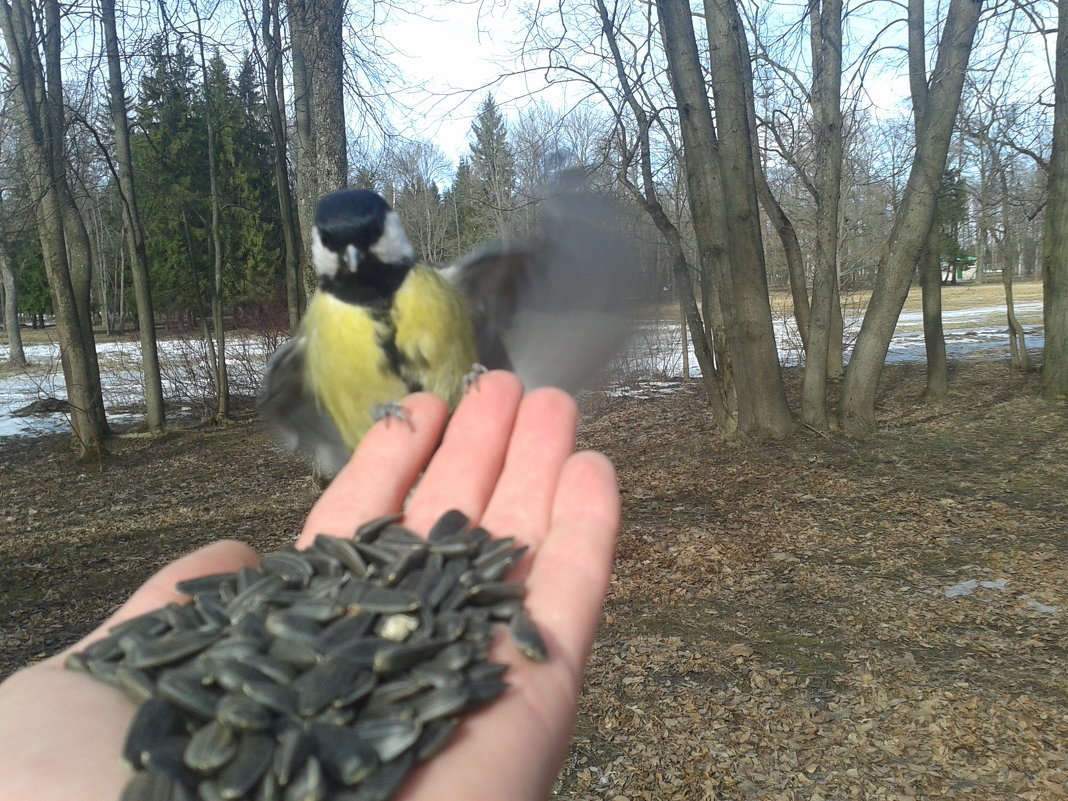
370, 306, 423, 394
319, 258, 407, 307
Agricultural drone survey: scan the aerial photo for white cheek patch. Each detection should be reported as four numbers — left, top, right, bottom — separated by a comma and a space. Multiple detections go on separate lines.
311, 226, 340, 277
371, 211, 415, 264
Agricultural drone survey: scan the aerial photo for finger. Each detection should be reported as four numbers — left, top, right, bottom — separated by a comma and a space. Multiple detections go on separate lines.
395, 454, 618, 801
524, 451, 620, 679
480, 386, 577, 549
300, 392, 449, 546
403, 371, 524, 533
51, 539, 261, 664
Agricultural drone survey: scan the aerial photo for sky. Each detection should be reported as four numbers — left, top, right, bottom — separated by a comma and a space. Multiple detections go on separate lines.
376, 1, 559, 166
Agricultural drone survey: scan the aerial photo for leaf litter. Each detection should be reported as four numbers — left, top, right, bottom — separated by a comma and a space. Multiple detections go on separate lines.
1, 359, 1066, 800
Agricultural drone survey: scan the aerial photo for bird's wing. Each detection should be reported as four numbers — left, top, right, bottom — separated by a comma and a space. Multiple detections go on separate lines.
440, 183, 640, 393
259, 335, 350, 477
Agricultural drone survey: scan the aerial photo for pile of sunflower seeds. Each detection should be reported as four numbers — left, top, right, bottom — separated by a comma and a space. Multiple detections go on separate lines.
66, 510, 547, 801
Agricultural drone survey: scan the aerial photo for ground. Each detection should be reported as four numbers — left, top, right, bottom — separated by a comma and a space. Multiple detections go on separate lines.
1, 357, 1065, 800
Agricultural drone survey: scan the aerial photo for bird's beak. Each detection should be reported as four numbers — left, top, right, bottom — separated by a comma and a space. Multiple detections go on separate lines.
343, 244, 360, 274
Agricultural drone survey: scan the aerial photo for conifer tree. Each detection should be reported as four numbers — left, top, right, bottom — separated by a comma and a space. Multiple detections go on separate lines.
467, 95, 516, 241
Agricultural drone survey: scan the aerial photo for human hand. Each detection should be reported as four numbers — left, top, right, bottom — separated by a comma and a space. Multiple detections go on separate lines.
0, 370, 620, 801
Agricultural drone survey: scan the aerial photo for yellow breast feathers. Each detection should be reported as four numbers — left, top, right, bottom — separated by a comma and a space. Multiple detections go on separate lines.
302, 267, 478, 449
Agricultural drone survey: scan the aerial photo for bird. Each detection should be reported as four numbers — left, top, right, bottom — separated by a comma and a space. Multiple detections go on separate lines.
260, 177, 639, 477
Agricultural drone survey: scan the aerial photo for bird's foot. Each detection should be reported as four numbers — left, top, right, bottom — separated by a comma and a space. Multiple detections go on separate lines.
371, 401, 413, 431
463, 363, 489, 392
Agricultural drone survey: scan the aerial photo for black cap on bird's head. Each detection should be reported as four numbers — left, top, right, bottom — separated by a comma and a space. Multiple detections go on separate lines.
311, 189, 415, 279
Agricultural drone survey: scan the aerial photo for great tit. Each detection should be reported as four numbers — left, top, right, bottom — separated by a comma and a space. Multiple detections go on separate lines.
260, 180, 638, 476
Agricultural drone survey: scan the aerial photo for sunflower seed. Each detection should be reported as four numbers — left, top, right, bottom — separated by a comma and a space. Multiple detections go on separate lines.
281, 754, 326, 801
83, 633, 125, 662
314, 612, 376, 652
293, 657, 364, 716
426, 509, 469, 541
120, 769, 177, 801
373, 639, 449, 674
353, 513, 402, 542
353, 718, 421, 763
184, 720, 237, 771
310, 722, 378, 785
311, 535, 368, 577
216, 694, 272, 731
215, 733, 274, 799
510, 608, 549, 661
265, 610, 322, 644
123, 697, 182, 768
365, 676, 424, 708
346, 751, 415, 801
116, 665, 157, 704
157, 671, 218, 719
475, 545, 529, 582
243, 678, 298, 715
109, 610, 170, 640
412, 717, 459, 761
413, 684, 470, 724
260, 551, 315, 586
466, 581, 526, 605
351, 586, 421, 614
124, 629, 220, 670
377, 524, 424, 548
175, 573, 235, 597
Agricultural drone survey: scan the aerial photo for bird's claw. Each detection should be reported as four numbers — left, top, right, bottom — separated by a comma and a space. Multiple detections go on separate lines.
463, 363, 489, 392
371, 401, 413, 431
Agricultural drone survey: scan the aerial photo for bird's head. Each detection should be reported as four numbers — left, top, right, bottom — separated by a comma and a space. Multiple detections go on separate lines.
311, 190, 415, 280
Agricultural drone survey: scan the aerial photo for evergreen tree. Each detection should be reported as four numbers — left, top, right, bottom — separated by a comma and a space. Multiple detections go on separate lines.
131, 35, 209, 319
467, 95, 516, 241
443, 157, 483, 258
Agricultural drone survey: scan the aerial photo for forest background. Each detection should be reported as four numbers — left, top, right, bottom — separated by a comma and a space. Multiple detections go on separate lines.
1, 0, 1066, 454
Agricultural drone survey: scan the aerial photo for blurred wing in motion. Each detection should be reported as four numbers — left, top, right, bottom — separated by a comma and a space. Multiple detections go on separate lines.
441, 178, 641, 393
260, 336, 350, 477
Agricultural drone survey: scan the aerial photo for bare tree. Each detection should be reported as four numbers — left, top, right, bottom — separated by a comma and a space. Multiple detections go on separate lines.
102, 0, 165, 430
909, 0, 950, 398
1043, 0, 1068, 398
0, 201, 25, 366
658, 0, 793, 438
289, 0, 348, 291
592, 0, 732, 428
249, 0, 304, 330
839, 0, 983, 437
0, 0, 109, 458
800, 0, 844, 430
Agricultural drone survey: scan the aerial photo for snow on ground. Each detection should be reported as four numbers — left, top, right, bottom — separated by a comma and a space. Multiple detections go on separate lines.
0, 302, 1047, 438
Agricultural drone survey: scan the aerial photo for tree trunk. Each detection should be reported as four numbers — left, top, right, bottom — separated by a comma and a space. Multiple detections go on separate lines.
289, 0, 348, 294
908, 0, 949, 399
702, 0, 793, 437
0, 222, 26, 366
1042, 0, 1068, 398
657, 0, 791, 438
839, 0, 982, 436
801, 0, 844, 431
594, 0, 732, 430
102, 0, 165, 430
263, 0, 304, 331
195, 19, 229, 418
919, 234, 949, 395
993, 160, 1030, 372
0, 0, 108, 458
